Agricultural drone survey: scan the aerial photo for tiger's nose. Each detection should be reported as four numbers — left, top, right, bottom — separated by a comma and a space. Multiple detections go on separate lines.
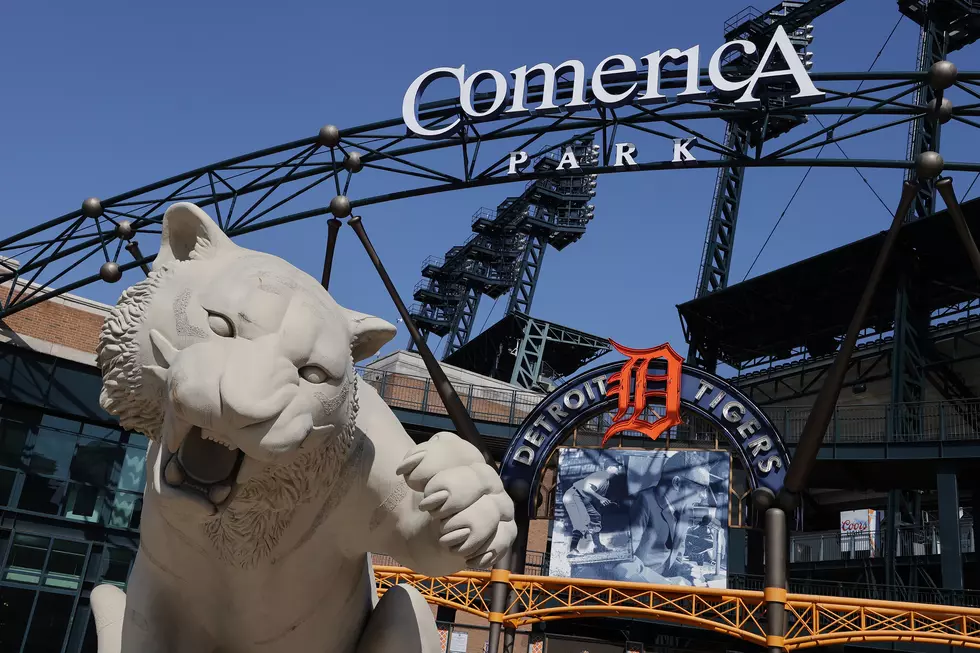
220, 353, 299, 427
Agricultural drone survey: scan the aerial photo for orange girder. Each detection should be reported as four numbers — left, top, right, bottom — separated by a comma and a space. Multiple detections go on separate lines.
373, 566, 980, 650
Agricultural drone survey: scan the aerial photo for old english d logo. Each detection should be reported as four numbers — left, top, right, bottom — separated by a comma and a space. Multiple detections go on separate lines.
602, 341, 684, 446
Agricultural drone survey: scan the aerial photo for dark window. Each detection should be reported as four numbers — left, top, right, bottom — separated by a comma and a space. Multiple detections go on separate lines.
80, 423, 120, 443
7, 356, 54, 407
18, 476, 68, 516
45, 540, 86, 590
5, 534, 48, 584
29, 426, 77, 479
0, 468, 16, 506
23, 591, 73, 652
47, 363, 105, 420
0, 585, 33, 652
101, 546, 135, 585
72, 439, 123, 488
65, 602, 94, 653
0, 420, 31, 469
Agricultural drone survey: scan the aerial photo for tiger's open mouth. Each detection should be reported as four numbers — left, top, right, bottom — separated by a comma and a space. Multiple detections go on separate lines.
163, 426, 245, 508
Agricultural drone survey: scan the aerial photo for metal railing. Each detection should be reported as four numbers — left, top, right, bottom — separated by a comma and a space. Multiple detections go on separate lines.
729, 573, 980, 607
358, 367, 542, 426
790, 523, 976, 563
358, 366, 980, 443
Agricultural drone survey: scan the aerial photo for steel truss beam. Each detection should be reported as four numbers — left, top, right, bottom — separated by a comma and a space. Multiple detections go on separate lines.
444, 286, 481, 359
374, 566, 980, 650
891, 14, 955, 440
734, 313, 980, 405
4, 72, 980, 320
507, 233, 547, 317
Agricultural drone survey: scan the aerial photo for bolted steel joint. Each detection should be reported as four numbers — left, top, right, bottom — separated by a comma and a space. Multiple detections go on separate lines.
114, 220, 136, 241
927, 97, 953, 124
776, 489, 799, 513
928, 60, 958, 91
99, 261, 122, 283
317, 124, 341, 148
82, 197, 103, 219
329, 195, 352, 218
915, 150, 944, 180
752, 486, 776, 510
343, 151, 363, 173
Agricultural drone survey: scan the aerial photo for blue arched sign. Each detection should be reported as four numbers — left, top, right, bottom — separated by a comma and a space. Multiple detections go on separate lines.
500, 355, 791, 518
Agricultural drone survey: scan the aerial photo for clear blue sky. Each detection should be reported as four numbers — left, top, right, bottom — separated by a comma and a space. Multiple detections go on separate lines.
2, 1, 979, 373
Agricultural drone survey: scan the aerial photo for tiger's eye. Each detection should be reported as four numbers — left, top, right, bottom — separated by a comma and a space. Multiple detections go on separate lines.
299, 365, 329, 384
207, 313, 235, 338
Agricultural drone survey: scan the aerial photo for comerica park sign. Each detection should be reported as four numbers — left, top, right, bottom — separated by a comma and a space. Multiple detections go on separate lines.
403, 25, 822, 139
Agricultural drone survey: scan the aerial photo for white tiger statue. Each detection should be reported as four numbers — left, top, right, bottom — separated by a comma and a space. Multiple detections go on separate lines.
89, 202, 517, 653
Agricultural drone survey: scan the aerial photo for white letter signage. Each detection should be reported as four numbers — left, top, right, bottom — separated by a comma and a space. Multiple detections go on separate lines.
402, 30, 824, 137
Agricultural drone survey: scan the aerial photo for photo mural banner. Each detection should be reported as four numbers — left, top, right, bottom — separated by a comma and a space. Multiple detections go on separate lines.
549, 447, 730, 589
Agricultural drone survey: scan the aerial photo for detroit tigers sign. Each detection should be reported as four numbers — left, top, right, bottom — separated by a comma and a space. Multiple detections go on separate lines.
499, 343, 791, 517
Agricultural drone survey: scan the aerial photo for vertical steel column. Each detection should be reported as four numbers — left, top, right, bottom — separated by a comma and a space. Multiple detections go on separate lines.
937, 470, 963, 590
501, 515, 529, 653
764, 507, 787, 653
884, 489, 901, 595
443, 286, 482, 359
688, 122, 751, 371
507, 232, 548, 317
890, 18, 951, 433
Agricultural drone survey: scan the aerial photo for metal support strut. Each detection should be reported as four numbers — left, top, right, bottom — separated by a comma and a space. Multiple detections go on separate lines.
764, 507, 787, 653
321, 218, 342, 290
755, 178, 920, 651
347, 214, 517, 653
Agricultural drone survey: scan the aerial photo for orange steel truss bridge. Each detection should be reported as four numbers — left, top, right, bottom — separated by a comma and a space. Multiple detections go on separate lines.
374, 566, 980, 650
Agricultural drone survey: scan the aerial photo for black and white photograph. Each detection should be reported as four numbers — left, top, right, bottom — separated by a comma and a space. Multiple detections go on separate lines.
549, 448, 730, 588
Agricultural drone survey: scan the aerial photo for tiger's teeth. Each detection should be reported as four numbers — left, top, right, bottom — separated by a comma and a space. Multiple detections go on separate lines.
209, 484, 232, 505
165, 458, 184, 487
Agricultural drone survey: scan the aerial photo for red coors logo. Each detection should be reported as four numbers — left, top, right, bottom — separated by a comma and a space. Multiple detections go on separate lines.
841, 520, 869, 532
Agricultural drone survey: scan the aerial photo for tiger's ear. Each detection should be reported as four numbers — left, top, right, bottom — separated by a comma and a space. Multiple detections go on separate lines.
346, 309, 396, 362
153, 203, 236, 270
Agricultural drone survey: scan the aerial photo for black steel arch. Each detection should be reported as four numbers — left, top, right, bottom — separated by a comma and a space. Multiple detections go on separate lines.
4, 69, 980, 318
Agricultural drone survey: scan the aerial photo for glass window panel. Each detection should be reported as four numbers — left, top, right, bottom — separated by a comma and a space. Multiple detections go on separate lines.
0, 585, 34, 652
65, 484, 102, 523
116, 447, 146, 493
71, 438, 123, 488
102, 546, 135, 585
1, 403, 43, 424
66, 601, 94, 653
23, 590, 73, 653
125, 433, 149, 450
6, 533, 49, 585
48, 363, 107, 421
106, 491, 141, 530
18, 476, 68, 516
45, 540, 87, 591
0, 468, 16, 506
29, 428, 77, 479
80, 423, 120, 443
0, 419, 31, 469
8, 356, 54, 406
38, 415, 81, 434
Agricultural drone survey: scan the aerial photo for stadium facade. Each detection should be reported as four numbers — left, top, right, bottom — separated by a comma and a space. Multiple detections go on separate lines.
0, 220, 977, 653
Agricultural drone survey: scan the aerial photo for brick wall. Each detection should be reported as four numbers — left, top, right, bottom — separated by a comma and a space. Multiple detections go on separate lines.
0, 284, 106, 355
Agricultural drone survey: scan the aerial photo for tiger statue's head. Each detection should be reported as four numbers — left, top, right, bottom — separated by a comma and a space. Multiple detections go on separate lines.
98, 202, 395, 567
